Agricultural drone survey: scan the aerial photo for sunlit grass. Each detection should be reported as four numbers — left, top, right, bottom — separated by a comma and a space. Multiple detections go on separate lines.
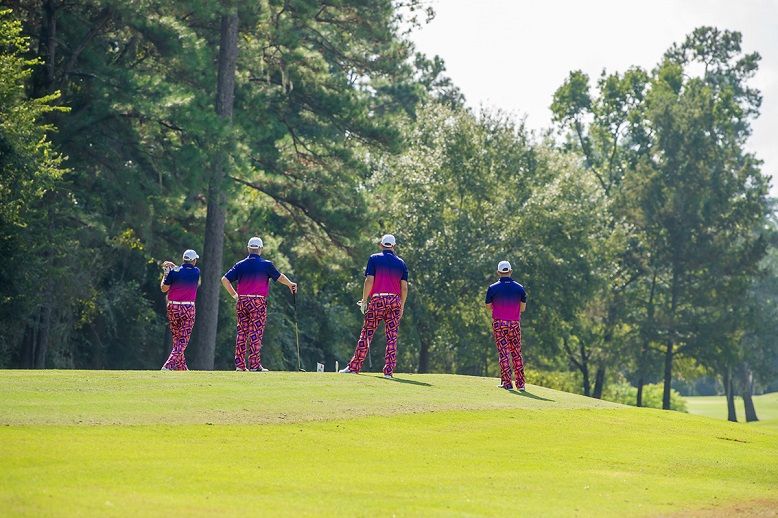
1, 371, 777, 516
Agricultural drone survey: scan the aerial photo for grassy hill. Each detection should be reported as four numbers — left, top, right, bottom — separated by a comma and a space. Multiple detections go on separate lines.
1, 371, 777, 516
686, 391, 778, 432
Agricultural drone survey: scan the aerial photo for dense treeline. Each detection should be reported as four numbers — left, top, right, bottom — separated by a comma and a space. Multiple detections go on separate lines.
1, 2, 776, 419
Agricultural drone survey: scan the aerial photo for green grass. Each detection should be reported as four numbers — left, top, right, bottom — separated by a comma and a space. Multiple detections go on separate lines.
1, 371, 777, 517
686, 391, 778, 432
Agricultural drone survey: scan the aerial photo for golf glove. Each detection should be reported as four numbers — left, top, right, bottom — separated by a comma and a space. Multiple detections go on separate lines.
357, 299, 367, 315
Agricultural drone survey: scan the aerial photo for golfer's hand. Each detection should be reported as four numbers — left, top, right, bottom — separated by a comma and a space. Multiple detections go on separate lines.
232, 293, 239, 302
357, 299, 367, 314
288, 282, 298, 294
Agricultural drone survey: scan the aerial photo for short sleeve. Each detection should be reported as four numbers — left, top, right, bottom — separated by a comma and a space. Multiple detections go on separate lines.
520, 287, 527, 303
267, 261, 281, 281
163, 269, 177, 285
365, 256, 376, 276
485, 286, 494, 304
224, 262, 240, 282
401, 262, 409, 281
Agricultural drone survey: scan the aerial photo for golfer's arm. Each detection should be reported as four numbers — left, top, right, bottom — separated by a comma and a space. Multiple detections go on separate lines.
160, 282, 170, 293
521, 301, 527, 312
485, 303, 492, 312
221, 276, 238, 299
277, 274, 294, 288
400, 280, 408, 307
362, 275, 374, 301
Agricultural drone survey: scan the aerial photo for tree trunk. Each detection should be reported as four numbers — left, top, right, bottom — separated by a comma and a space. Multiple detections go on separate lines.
741, 368, 758, 422
742, 391, 758, 423
34, 302, 52, 369
636, 379, 644, 407
724, 368, 737, 423
662, 340, 673, 410
581, 362, 590, 397
636, 341, 650, 407
592, 365, 605, 399
418, 333, 430, 373
23, 315, 41, 369
191, 11, 238, 370
44, 0, 57, 86
637, 273, 657, 407
31, 0, 58, 97
412, 296, 431, 373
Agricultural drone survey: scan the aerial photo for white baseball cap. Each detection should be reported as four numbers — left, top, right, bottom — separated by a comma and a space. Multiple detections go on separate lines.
497, 260, 512, 273
183, 249, 199, 261
380, 234, 396, 247
247, 236, 263, 249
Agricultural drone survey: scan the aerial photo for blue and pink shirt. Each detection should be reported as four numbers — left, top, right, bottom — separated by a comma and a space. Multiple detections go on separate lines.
164, 263, 200, 302
223, 254, 281, 296
485, 277, 527, 321
366, 250, 408, 296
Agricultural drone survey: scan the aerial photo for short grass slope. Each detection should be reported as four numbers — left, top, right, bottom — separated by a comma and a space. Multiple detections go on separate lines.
1, 371, 777, 517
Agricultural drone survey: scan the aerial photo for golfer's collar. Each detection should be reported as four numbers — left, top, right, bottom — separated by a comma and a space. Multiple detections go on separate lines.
382, 250, 395, 255
247, 253, 261, 259
499, 277, 513, 282
181, 263, 195, 269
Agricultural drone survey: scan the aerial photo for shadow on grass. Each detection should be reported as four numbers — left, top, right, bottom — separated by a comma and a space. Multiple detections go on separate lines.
374, 375, 432, 387
509, 389, 554, 402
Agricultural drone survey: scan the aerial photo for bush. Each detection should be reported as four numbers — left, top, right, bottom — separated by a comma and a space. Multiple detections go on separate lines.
603, 382, 687, 412
525, 369, 582, 394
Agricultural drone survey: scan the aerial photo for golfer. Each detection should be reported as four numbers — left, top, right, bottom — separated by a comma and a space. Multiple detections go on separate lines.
340, 234, 408, 378
221, 237, 297, 372
485, 261, 527, 390
160, 249, 201, 371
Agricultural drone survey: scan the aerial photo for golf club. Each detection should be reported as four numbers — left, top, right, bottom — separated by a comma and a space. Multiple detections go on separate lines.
293, 290, 305, 372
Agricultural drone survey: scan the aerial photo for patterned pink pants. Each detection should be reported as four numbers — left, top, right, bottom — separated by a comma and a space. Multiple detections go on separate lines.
163, 303, 196, 370
348, 294, 402, 376
234, 296, 268, 371
493, 319, 524, 388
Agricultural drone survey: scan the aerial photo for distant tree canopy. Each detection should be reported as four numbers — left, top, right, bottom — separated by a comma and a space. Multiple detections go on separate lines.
0, 4, 775, 419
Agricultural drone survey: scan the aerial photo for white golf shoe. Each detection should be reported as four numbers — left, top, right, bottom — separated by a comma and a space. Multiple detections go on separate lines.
339, 366, 357, 374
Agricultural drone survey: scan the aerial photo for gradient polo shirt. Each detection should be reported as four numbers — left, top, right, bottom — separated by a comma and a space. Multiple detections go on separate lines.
164, 264, 200, 302
485, 277, 527, 321
366, 250, 408, 296
224, 254, 281, 296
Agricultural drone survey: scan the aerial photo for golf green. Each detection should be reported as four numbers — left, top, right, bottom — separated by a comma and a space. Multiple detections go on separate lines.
1, 371, 777, 516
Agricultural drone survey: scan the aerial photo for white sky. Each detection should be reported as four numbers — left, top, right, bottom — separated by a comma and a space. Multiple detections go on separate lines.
410, 0, 778, 196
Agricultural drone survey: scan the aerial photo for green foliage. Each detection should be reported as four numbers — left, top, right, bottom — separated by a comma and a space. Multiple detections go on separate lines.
524, 368, 582, 394
552, 26, 773, 405
604, 382, 687, 412
0, 8, 70, 362
0, 0, 774, 410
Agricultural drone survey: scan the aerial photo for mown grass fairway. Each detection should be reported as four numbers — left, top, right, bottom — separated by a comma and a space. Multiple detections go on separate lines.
1, 371, 777, 517
686, 392, 778, 432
